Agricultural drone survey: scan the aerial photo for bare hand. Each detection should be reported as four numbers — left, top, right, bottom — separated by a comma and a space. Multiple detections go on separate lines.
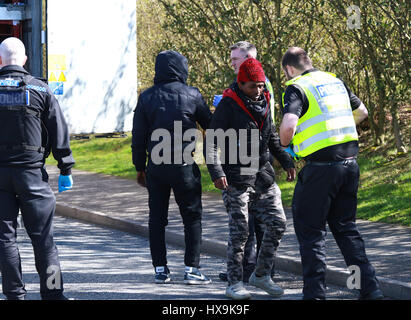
137, 171, 147, 187
286, 168, 296, 182
214, 176, 228, 190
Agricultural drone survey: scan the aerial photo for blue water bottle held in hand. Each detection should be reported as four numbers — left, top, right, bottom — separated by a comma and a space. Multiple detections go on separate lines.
58, 174, 73, 193
213, 94, 223, 107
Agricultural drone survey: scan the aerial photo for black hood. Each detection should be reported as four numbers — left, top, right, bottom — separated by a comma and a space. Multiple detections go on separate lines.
154, 50, 188, 85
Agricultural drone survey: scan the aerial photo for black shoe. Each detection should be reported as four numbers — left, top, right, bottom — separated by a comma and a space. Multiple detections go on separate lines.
359, 289, 384, 300
219, 272, 228, 282
42, 294, 71, 300
54, 295, 72, 300
6, 296, 25, 300
155, 266, 171, 284
243, 273, 251, 283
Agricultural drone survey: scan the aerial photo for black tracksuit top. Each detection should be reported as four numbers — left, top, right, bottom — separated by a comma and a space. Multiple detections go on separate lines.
132, 50, 212, 171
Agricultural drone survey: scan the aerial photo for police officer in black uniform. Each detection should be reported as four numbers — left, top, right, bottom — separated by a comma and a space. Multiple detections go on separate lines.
0, 37, 74, 300
279, 47, 383, 300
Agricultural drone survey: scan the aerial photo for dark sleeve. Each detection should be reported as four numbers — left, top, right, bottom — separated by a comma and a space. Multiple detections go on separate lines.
131, 96, 149, 171
194, 89, 212, 130
44, 93, 75, 175
342, 81, 362, 110
282, 85, 306, 117
203, 98, 231, 181
267, 112, 294, 169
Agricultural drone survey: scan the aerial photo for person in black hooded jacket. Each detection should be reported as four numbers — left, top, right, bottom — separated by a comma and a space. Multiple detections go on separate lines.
132, 50, 212, 285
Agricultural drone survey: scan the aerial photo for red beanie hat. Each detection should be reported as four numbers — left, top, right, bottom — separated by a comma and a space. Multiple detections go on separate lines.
237, 58, 266, 83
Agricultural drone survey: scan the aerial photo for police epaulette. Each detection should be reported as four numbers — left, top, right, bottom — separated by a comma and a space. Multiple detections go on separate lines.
26, 84, 47, 93
0, 79, 21, 87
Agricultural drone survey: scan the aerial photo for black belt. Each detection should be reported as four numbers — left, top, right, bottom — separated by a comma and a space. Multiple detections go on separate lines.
0, 144, 45, 153
306, 157, 357, 166
0, 106, 41, 117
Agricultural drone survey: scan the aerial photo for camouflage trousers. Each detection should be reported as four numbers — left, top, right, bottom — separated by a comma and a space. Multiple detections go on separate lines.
222, 183, 286, 285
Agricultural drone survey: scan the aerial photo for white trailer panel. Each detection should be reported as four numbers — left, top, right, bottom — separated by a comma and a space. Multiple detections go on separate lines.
47, 0, 137, 134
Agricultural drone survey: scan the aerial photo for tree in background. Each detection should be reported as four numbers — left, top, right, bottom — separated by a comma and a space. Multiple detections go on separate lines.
137, 0, 173, 94
137, 0, 410, 153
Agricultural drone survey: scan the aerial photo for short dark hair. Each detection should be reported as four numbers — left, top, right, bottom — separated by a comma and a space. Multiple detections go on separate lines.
281, 47, 312, 70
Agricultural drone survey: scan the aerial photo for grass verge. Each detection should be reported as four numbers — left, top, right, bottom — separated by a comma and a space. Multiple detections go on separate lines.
47, 133, 410, 227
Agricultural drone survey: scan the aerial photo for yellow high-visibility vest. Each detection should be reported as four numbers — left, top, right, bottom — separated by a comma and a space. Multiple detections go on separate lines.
265, 77, 275, 121
282, 71, 358, 157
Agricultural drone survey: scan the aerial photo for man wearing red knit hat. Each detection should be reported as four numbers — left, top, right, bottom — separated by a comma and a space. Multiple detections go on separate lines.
204, 58, 296, 299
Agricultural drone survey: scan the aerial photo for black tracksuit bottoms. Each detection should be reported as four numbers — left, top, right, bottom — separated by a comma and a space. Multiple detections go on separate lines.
146, 161, 203, 269
292, 160, 380, 299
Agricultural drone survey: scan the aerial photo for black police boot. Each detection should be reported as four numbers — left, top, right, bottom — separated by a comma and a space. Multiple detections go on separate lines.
42, 293, 71, 300
6, 296, 25, 300
359, 289, 384, 300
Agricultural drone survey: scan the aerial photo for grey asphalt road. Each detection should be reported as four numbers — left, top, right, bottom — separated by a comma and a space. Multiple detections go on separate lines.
7, 215, 358, 300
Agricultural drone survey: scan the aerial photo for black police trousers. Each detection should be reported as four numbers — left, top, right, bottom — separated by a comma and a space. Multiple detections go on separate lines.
0, 167, 64, 300
146, 161, 203, 268
292, 160, 380, 299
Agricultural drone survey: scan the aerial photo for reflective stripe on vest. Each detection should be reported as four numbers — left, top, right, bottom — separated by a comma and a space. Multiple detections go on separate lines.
265, 77, 275, 121
295, 108, 354, 134
283, 71, 358, 157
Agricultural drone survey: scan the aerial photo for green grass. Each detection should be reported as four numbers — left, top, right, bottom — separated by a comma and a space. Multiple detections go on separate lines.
274, 148, 411, 226
52, 135, 137, 179
355, 147, 411, 226
47, 133, 411, 227
199, 164, 216, 193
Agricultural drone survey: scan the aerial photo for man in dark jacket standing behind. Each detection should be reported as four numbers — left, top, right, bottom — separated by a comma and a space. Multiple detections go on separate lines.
132, 50, 212, 284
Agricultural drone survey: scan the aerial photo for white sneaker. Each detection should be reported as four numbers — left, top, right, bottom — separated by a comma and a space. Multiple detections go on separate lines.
248, 271, 284, 296
183, 266, 212, 285
225, 282, 251, 300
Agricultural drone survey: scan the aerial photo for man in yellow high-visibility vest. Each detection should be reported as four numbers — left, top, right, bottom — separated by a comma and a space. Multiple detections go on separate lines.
279, 47, 383, 300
